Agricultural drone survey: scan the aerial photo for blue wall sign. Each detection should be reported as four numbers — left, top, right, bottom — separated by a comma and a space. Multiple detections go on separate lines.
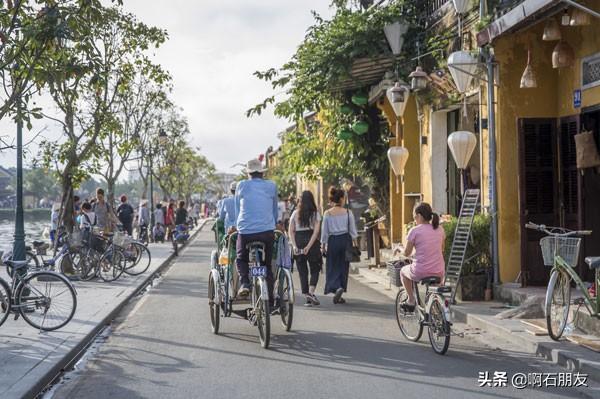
574, 89, 582, 108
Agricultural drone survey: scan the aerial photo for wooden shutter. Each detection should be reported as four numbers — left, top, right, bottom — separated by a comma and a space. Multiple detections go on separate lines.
522, 119, 556, 216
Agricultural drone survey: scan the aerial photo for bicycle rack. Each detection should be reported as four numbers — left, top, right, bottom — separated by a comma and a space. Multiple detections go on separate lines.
445, 189, 480, 304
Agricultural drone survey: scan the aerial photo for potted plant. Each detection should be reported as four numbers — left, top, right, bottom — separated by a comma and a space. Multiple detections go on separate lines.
442, 214, 492, 301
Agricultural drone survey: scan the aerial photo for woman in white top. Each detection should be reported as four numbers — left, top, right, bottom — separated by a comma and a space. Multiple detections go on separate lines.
321, 187, 358, 304
288, 190, 322, 306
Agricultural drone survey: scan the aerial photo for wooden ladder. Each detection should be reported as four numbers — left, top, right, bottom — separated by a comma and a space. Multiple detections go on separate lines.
445, 189, 480, 303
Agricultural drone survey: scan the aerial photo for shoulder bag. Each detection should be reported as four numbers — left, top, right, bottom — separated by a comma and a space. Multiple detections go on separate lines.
345, 210, 361, 263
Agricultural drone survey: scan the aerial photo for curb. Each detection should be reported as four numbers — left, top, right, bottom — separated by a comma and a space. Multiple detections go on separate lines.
451, 305, 600, 383
350, 265, 600, 384
26, 220, 211, 399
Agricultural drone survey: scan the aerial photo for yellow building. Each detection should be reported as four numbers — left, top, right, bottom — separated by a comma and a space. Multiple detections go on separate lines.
377, 0, 600, 287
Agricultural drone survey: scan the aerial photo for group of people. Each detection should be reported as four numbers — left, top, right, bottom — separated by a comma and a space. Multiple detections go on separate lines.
49, 188, 205, 245
217, 158, 447, 311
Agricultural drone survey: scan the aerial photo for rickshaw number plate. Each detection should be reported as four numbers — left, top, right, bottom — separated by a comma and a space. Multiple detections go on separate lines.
250, 266, 267, 277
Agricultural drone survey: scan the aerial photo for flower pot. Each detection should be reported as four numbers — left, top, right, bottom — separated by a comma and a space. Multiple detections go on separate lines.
456, 273, 487, 302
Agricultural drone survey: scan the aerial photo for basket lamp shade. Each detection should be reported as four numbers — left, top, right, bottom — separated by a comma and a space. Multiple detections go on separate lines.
447, 51, 478, 94
409, 66, 429, 91
542, 18, 561, 41
448, 130, 477, 195
552, 41, 575, 68
570, 8, 591, 26
383, 21, 409, 55
520, 49, 537, 89
387, 146, 409, 194
452, 0, 470, 14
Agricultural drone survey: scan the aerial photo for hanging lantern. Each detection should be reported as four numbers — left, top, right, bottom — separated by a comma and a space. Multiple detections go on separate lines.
352, 120, 369, 135
570, 8, 591, 26
337, 128, 354, 141
387, 146, 409, 194
452, 0, 470, 14
552, 41, 575, 68
561, 9, 571, 26
383, 21, 409, 55
409, 66, 429, 91
447, 50, 478, 94
520, 49, 537, 89
447, 131, 477, 169
542, 18, 561, 41
351, 93, 368, 106
386, 82, 410, 117
340, 104, 354, 115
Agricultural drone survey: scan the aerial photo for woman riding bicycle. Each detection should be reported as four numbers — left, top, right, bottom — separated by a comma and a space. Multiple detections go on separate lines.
398, 202, 445, 313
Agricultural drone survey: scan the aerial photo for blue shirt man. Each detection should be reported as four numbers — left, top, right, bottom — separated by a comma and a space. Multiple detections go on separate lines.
234, 177, 278, 234
234, 159, 278, 299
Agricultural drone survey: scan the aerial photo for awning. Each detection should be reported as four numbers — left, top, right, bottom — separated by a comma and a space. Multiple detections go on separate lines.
477, 0, 600, 46
332, 56, 395, 92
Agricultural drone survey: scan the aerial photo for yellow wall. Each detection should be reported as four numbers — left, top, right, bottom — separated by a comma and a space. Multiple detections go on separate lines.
492, 7, 600, 283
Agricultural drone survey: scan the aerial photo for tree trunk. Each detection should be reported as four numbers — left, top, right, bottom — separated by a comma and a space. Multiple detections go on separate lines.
107, 177, 115, 206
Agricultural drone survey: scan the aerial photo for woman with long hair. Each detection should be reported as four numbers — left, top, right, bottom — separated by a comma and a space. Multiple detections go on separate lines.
399, 202, 445, 312
321, 186, 358, 304
288, 190, 322, 306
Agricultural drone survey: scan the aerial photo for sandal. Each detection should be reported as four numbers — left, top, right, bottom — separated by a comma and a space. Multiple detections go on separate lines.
400, 303, 416, 313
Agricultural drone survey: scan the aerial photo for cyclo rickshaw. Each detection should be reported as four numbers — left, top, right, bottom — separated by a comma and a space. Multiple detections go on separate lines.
208, 227, 294, 349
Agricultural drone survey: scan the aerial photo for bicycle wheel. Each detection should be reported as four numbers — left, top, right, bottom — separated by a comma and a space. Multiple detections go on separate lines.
80, 248, 99, 281
208, 272, 220, 334
0, 278, 11, 327
277, 269, 293, 331
255, 278, 270, 348
59, 248, 84, 277
98, 248, 125, 282
123, 242, 151, 276
427, 295, 450, 355
395, 288, 423, 341
546, 270, 571, 341
6, 251, 39, 277
17, 272, 77, 331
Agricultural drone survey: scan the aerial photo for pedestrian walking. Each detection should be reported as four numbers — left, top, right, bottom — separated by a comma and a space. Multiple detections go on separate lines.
288, 190, 322, 307
321, 186, 358, 304
138, 200, 150, 241
165, 200, 175, 240
117, 195, 135, 235
154, 203, 166, 242
50, 202, 60, 245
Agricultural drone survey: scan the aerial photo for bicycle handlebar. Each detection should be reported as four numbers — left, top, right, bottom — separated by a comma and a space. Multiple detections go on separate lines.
525, 221, 592, 237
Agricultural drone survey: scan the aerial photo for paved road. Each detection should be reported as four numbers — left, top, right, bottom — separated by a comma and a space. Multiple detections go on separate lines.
50, 229, 598, 399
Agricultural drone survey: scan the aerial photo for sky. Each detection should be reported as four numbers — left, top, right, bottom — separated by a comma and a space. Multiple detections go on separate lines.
0, 1, 333, 175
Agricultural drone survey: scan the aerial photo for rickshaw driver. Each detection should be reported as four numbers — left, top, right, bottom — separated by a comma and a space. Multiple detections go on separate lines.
232, 159, 279, 302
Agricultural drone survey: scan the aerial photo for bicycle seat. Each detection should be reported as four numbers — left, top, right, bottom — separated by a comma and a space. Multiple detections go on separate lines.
4, 259, 29, 269
585, 257, 600, 269
32, 240, 46, 247
419, 276, 442, 286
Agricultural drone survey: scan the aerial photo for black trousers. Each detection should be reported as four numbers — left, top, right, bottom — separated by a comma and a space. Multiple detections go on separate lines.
294, 230, 322, 294
236, 230, 274, 301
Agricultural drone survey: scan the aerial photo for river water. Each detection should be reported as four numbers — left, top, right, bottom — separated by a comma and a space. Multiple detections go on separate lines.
0, 214, 50, 253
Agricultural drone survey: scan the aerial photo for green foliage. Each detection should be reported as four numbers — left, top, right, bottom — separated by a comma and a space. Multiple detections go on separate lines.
443, 214, 492, 275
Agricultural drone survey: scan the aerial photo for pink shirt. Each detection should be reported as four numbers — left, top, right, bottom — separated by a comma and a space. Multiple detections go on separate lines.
407, 224, 445, 279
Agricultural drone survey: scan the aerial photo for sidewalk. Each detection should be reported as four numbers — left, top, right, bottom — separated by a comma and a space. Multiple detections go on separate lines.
0, 220, 209, 399
350, 259, 600, 383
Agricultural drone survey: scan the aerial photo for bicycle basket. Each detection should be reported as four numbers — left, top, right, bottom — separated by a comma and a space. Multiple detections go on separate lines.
540, 236, 581, 267
69, 231, 83, 248
113, 232, 131, 248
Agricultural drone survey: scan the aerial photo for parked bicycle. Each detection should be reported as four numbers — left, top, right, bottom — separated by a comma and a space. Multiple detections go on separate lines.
525, 222, 596, 340
395, 260, 453, 355
0, 257, 77, 331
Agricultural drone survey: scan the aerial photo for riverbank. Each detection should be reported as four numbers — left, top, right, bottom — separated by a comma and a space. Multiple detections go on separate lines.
0, 208, 51, 220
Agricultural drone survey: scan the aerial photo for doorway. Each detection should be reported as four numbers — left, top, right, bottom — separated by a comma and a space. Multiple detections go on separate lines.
519, 116, 583, 286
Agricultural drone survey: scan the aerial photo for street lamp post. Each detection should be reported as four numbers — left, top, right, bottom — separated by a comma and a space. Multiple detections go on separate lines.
12, 96, 25, 263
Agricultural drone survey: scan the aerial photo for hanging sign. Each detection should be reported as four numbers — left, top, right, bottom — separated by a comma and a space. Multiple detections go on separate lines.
574, 89, 582, 108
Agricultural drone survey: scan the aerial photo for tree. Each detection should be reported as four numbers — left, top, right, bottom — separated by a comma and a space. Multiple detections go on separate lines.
23, 166, 61, 204
39, 4, 167, 230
